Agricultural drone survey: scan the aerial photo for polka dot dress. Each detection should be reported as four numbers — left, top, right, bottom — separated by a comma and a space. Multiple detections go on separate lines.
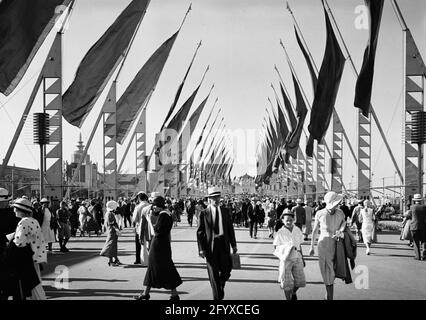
14, 217, 47, 263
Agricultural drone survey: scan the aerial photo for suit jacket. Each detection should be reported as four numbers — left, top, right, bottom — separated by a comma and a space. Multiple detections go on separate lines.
247, 203, 261, 222
197, 205, 236, 258
408, 204, 426, 231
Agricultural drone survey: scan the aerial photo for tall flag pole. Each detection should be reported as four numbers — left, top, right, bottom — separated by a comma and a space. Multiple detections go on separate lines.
322, 0, 402, 197
391, 0, 426, 199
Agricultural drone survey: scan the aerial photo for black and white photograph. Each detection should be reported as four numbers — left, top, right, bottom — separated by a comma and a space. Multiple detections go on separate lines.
0, 0, 426, 310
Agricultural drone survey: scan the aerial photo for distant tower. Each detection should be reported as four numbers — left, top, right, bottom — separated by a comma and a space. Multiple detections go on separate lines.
72, 133, 90, 164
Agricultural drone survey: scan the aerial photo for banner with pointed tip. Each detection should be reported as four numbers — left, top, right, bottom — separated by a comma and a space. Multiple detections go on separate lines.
0, 0, 72, 96
116, 31, 179, 144
354, 0, 384, 117
62, 0, 150, 127
307, 4, 345, 157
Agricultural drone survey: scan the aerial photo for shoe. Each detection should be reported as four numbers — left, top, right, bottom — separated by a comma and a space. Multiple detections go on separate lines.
108, 262, 120, 267
60, 247, 67, 253
170, 295, 180, 301
134, 261, 141, 265
113, 260, 122, 265
134, 293, 150, 300
291, 293, 297, 300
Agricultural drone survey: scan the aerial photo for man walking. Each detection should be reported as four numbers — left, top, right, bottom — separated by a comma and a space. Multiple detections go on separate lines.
197, 187, 238, 300
247, 198, 260, 238
132, 192, 150, 265
407, 194, 426, 260
291, 199, 306, 230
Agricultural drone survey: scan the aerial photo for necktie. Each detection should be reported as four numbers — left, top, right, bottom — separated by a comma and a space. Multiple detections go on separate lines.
214, 207, 219, 235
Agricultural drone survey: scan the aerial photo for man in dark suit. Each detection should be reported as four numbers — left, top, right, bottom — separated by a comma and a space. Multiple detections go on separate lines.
247, 198, 261, 238
408, 194, 426, 260
197, 187, 237, 300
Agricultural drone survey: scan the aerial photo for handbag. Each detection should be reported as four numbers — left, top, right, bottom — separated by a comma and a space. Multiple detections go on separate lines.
231, 253, 241, 269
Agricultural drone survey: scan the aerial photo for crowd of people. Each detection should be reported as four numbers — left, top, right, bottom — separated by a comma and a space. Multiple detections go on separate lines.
1, 184, 425, 301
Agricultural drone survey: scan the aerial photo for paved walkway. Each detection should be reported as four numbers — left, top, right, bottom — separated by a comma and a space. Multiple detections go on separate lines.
41, 220, 426, 300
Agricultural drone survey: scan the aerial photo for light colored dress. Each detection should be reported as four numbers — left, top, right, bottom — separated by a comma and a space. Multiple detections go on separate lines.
360, 208, 375, 244
315, 208, 346, 286
100, 211, 119, 258
303, 206, 313, 235
78, 205, 88, 234
41, 207, 55, 243
13, 217, 47, 300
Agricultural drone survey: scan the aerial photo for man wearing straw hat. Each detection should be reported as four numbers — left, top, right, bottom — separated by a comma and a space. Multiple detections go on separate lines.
407, 194, 426, 260
197, 186, 238, 300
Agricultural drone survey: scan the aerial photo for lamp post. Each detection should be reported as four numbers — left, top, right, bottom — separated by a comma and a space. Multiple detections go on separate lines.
33, 113, 49, 199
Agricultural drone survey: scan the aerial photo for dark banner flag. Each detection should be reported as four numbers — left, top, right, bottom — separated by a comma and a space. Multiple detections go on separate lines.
116, 32, 178, 144
0, 0, 72, 95
294, 25, 318, 98
306, 4, 345, 157
62, 0, 150, 127
286, 72, 308, 159
280, 82, 297, 132
354, 0, 384, 117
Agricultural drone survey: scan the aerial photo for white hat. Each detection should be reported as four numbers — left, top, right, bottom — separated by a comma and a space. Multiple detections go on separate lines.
413, 194, 422, 202
151, 192, 161, 198
296, 198, 303, 204
323, 191, 343, 210
40, 198, 49, 203
13, 198, 33, 214
106, 200, 118, 212
0, 188, 11, 202
207, 187, 221, 198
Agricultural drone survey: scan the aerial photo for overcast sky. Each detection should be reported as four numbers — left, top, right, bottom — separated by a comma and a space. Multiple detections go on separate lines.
1, 0, 426, 192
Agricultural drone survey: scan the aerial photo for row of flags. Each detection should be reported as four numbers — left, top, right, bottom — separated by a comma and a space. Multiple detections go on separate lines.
256, 0, 385, 186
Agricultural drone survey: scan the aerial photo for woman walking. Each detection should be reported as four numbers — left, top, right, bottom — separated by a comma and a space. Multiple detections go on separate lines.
78, 201, 89, 237
309, 191, 347, 300
360, 200, 375, 255
100, 200, 121, 266
135, 196, 182, 300
6, 198, 47, 299
40, 198, 56, 252
267, 202, 277, 238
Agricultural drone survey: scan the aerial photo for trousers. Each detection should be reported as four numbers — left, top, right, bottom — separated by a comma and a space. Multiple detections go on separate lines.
206, 236, 232, 300
249, 221, 258, 238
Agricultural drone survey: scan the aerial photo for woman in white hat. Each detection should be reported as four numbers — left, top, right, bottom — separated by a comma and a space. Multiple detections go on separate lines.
360, 200, 375, 255
100, 200, 121, 266
40, 198, 56, 252
309, 191, 347, 300
7, 198, 47, 299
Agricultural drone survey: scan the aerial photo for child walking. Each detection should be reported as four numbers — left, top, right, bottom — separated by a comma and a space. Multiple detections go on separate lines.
273, 209, 306, 300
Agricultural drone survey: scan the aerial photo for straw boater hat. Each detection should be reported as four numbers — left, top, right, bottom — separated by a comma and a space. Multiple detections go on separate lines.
296, 198, 303, 204
40, 198, 49, 204
207, 187, 221, 198
0, 188, 11, 202
413, 194, 423, 202
13, 198, 33, 214
323, 191, 343, 210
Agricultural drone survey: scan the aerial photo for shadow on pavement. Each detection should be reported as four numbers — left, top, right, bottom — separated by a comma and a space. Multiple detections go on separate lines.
43, 277, 129, 283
